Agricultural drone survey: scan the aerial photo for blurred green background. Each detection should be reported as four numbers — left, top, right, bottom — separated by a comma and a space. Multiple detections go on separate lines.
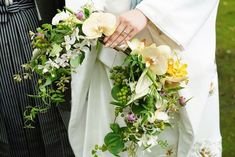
216, 0, 235, 156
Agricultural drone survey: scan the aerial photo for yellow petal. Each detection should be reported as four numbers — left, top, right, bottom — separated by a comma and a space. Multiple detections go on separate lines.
165, 76, 188, 83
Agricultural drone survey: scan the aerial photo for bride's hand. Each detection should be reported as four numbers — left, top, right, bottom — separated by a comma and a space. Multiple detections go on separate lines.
104, 9, 147, 48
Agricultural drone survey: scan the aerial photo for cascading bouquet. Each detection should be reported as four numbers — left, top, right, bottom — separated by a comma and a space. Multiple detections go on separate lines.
14, 3, 117, 127
92, 40, 189, 157
14, 2, 189, 157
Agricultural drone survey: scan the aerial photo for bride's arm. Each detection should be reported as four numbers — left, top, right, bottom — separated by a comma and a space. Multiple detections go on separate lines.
105, 0, 219, 49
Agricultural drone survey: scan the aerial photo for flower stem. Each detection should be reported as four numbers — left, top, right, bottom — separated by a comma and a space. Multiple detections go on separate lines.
146, 70, 158, 89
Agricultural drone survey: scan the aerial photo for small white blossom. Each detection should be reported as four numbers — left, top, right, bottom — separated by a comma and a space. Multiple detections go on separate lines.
52, 11, 70, 25
63, 35, 76, 51
42, 67, 49, 74
55, 57, 69, 68
155, 111, 169, 121
137, 134, 158, 152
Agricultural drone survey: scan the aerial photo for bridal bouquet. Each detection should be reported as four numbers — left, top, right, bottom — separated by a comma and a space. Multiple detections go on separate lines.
92, 40, 188, 157
14, 3, 189, 157
14, 4, 117, 127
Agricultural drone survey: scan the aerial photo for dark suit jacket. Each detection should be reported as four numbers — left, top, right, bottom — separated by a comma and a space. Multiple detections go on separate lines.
35, 0, 65, 23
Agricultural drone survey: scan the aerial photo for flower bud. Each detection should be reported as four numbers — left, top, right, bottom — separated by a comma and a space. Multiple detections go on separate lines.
127, 113, 137, 122
179, 96, 186, 106
76, 11, 84, 20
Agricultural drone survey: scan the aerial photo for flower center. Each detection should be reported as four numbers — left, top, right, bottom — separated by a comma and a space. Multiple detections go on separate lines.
98, 26, 104, 33
145, 57, 157, 67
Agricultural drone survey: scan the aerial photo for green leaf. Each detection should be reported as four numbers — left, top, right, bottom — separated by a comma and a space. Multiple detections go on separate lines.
132, 104, 145, 114
110, 123, 120, 133
50, 43, 63, 57
84, 8, 90, 18
91, 150, 96, 155
43, 77, 52, 87
111, 85, 122, 101
42, 23, 52, 30
141, 114, 149, 124
96, 40, 103, 53
110, 101, 124, 107
104, 132, 124, 156
70, 56, 81, 68
166, 86, 184, 92
39, 86, 46, 93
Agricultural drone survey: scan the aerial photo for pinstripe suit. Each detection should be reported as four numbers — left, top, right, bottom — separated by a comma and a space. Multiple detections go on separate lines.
0, 0, 74, 156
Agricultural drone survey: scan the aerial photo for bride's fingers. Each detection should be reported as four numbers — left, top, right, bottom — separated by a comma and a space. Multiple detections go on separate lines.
103, 19, 121, 43
105, 20, 127, 47
120, 27, 138, 45
110, 26, 133, 48
104, 18, 121, 43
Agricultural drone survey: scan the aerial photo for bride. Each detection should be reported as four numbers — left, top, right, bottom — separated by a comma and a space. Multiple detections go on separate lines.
66, 0, 221, 156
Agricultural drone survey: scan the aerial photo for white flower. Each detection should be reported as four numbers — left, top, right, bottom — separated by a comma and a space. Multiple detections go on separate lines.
137, 134, 148, 147
137, 134, 158, 151
82, 12, 117, 38
148, 113, 156, 123
72, 27, 80, 41
155, 101, 162, 109
44, 59, 60, 72
147, 136, 158, 148
135, 70, 152, 96
129, 82, 137, 92
55, 57, 69, 68
31, 48, 41, 60
136, 44, 171, 75
63, 35, 76, 51
42, 68, 49, 74
155, 99, 167, 109
155, 111, 169, 121
148, 111, 169, 123
127, 70, 152, 104
80, 46, 90, 53
127, 39, 145, 52
52, 11, 70, 25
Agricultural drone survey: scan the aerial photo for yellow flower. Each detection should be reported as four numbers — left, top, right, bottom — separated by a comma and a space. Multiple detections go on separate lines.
166, 58, 188, 83
82, 12, 117, 38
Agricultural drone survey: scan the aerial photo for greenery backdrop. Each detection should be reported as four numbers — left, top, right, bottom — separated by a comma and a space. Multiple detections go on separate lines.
216, 0, 235, 156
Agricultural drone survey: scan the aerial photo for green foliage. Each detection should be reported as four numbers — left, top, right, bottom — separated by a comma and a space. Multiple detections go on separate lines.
101, 49, 185, 156
50, 44, 63, 57
70, 52, 85, 68
15, 7, 95, 128
104, 132, 125, 156
216, 0, 235, 156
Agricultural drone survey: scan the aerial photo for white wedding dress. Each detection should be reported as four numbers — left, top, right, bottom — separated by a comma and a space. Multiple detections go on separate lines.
66, 0, 222, 156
